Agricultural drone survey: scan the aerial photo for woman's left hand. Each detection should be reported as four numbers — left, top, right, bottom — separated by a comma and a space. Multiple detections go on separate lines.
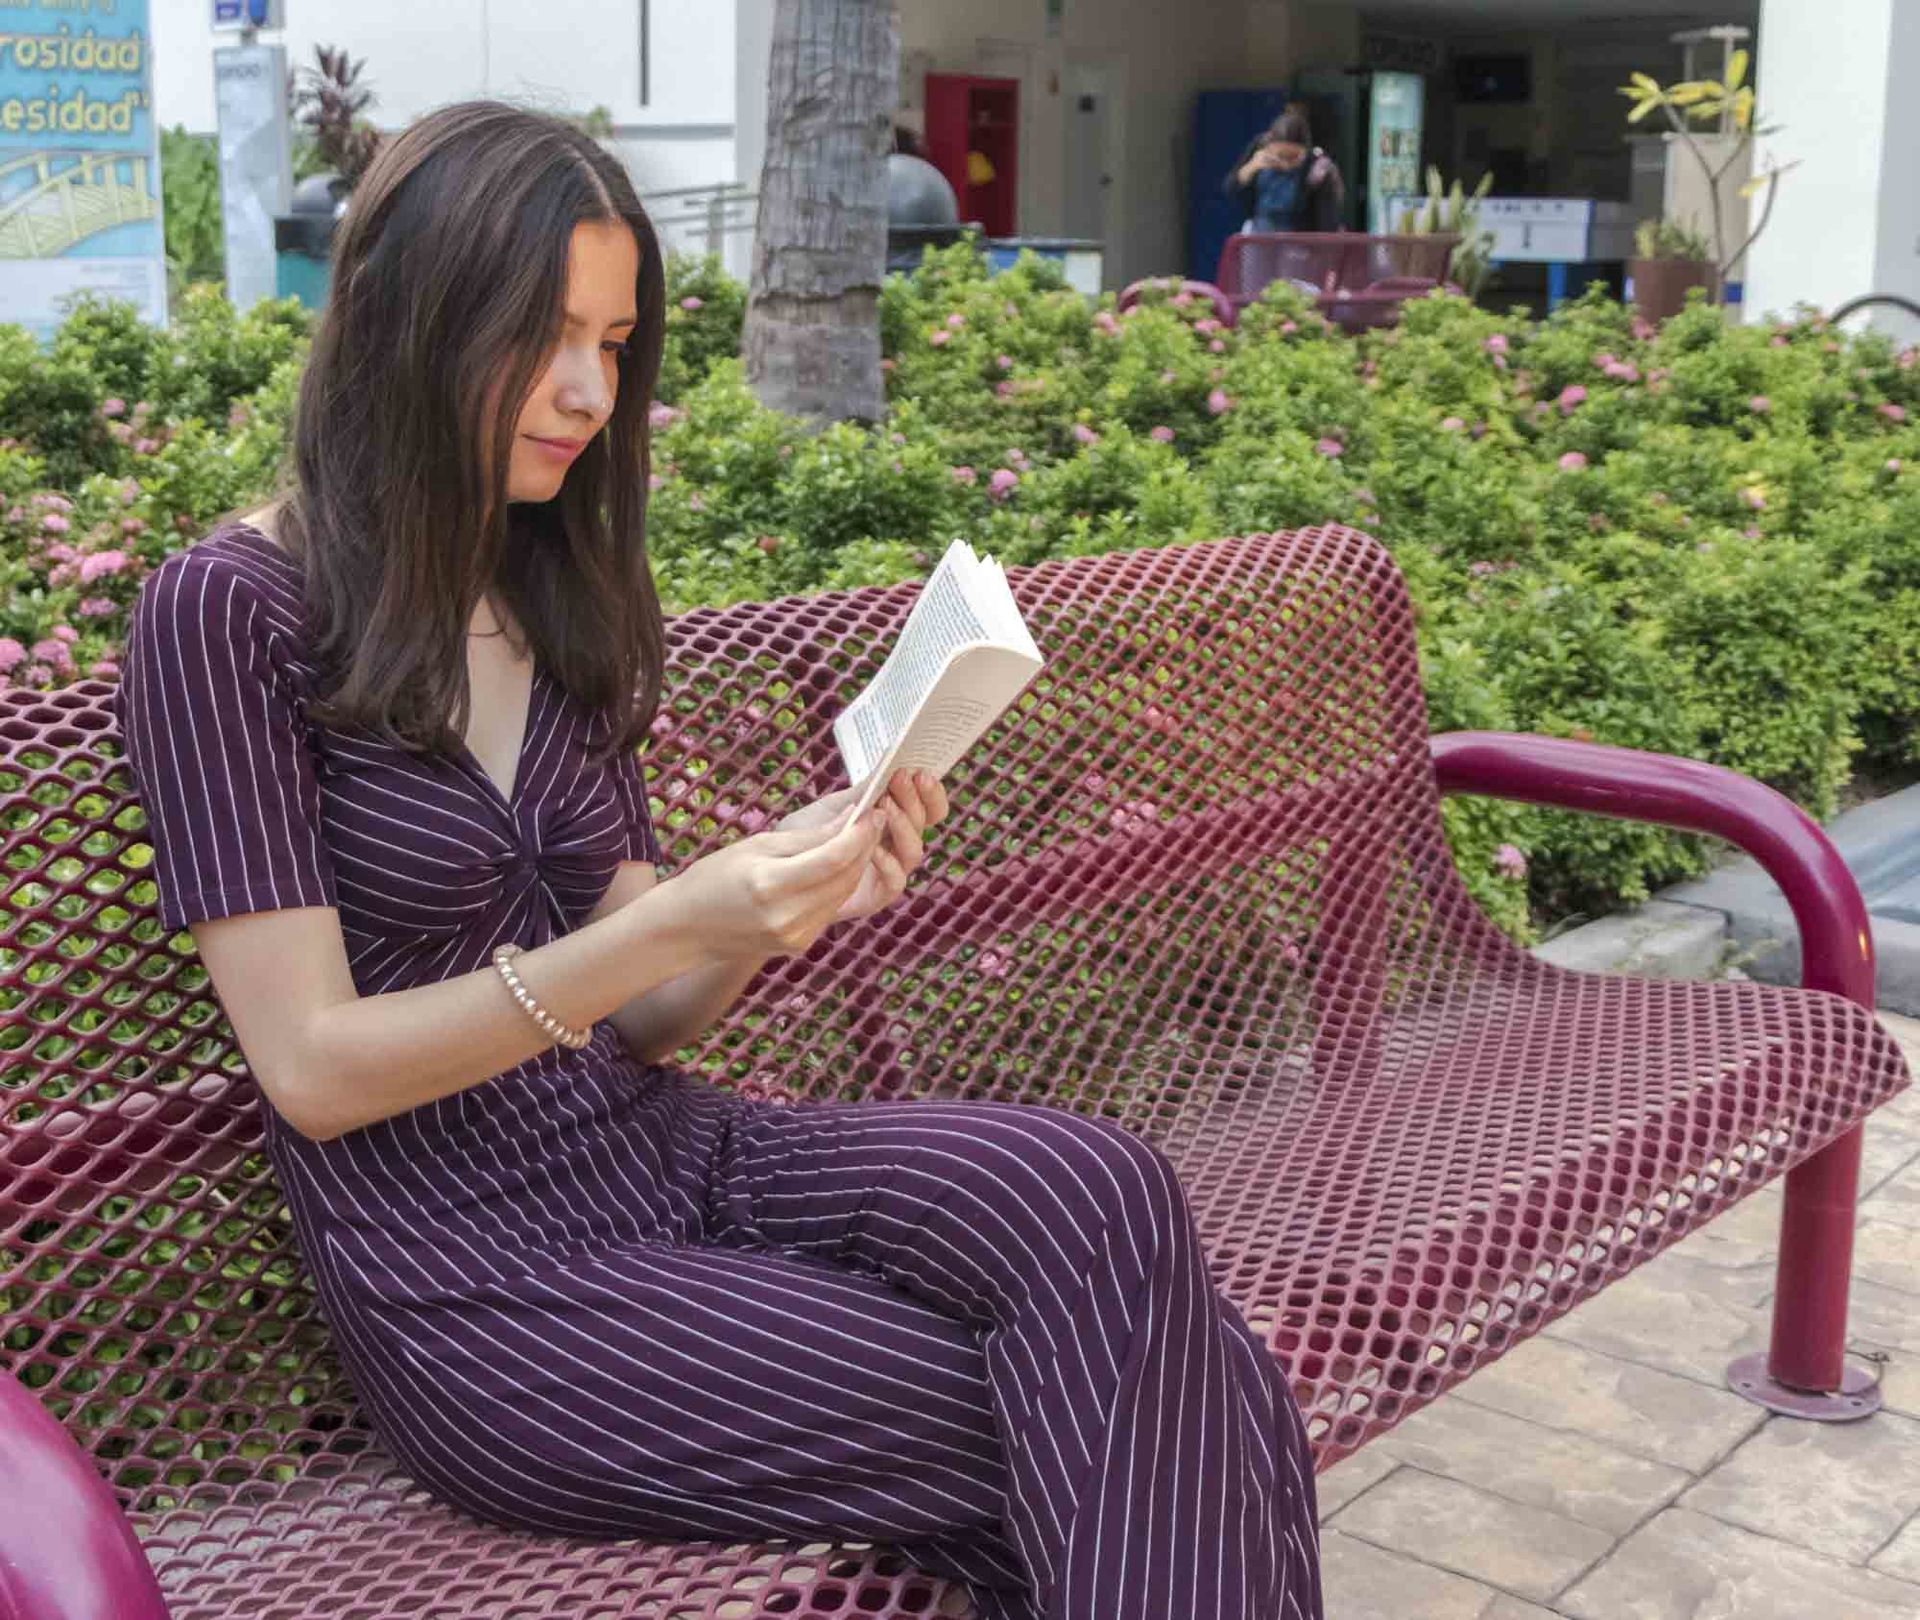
774, 770, 950, 923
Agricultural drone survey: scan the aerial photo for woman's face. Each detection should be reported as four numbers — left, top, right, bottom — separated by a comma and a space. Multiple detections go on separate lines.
507, 219, 642, 504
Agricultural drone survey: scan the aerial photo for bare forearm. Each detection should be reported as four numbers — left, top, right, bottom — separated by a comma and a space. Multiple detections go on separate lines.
293, 885, 720, 1139
610, 949, 776, 1065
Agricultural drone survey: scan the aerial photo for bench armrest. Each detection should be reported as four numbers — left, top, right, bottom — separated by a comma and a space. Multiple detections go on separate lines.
1429, 730, 1875, 1008
0, 1370, 170, 1620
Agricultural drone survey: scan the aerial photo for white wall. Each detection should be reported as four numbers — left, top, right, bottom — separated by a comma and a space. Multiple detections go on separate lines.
890, 0, 1319, 287
151, 0, 743, 249
1871, 0, 1920, 340
1745, 0, 1916, 337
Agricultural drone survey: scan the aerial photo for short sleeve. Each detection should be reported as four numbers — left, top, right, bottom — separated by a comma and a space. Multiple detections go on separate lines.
115, 553, 338, 930
608, 735, 664, 867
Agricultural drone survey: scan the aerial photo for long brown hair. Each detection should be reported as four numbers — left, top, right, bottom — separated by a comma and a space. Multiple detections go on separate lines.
277, 99, 668, 764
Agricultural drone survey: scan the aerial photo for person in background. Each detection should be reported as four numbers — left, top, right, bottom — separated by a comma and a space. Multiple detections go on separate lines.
1224, 109, 1346, 233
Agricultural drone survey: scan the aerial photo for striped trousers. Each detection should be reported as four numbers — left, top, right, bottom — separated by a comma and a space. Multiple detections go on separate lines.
329, 1074, 1324, 1620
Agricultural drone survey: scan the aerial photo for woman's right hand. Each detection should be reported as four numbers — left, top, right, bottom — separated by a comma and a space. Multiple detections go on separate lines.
664, 807, 886, 961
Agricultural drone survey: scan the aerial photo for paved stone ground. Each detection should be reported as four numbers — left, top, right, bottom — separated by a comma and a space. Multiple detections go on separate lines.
1315, 1013, 1920, 1619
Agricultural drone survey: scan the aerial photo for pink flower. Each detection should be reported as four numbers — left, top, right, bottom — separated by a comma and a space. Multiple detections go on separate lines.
1159, 369, 1178, 385
1744, 525, 1763, 539
1207, 388, 1233, 416
1194, 317, 1220, 335
1888, 459, 1904, 475
76, 597, 117, 619
997, 353, 1014, 370
1440, 416, 1465, 432
1741, 487, 1767, 510
79, 550, 129, 583
951, 465, 978, 485
1072, 423, 1100, 446
880, 357, 898, 374
1880, 402, 1908, 423
1150, 425, 1176, 443
1484, 333, 1508, 355
1006, 447, 1029, 468
647, 473, 665, 492
50, 625, 77, 644
989, 468, 1020, 500
686, 492, 705, 512
929, 329, 951, 347
1558, 384, 1588, 415
100, 397, 126, 418
1280, 320, 1299, 336
1749, 395, 1772, 414
648, 401, 680, 430
995, 380, 1015, 398
32, 638, 73, 673
1172, 291, 1194, 308
1209, 338, 1227, 353
41, 512, 69, 533
1093, 311, 1119, 335
946, 312, 966, 329
1495, 844, 1528, 880
1603, 360, 1639, 382
1315, 438, 1344, 458
1901, 349, 1917, 371
679, 295, 705, 311
133, 438, 160, 455
0, 638, 25, 673
1558, 451, 1589, 472
1772, 333, 1791, 348
89, 659, 119, 678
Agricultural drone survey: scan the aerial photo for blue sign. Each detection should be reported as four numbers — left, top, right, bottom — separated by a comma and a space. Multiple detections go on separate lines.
0, 0, 166, 341
213, 0, 279, 29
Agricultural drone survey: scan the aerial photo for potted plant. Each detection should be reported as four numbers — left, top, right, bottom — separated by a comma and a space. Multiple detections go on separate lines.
1395, 166, 1495, 301
273, 46, 383, 308
1619, 42, 1797, 312
1627, 218, 1717, 322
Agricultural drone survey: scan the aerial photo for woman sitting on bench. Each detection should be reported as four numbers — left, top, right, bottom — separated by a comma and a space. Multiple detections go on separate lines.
114, 100, 1325, 1620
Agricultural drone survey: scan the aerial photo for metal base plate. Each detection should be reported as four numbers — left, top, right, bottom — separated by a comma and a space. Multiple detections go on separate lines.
1727, 1353, 1883, 1421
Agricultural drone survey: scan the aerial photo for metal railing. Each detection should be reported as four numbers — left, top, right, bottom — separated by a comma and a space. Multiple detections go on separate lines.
640, 181, 757, 260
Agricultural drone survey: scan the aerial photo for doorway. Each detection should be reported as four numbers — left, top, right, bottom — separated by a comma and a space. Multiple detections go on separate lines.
1063, 61, 1121, 261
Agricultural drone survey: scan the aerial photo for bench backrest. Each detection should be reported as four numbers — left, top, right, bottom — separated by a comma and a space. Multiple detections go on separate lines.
1, 525, 1502, 1509
1216, 233, 1460, 305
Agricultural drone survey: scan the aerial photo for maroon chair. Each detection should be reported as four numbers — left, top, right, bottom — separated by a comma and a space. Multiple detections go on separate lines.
2, 527, 1907, 1617
1215, 232, 1461, 331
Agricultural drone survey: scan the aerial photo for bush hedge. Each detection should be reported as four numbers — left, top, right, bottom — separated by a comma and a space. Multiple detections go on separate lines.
6, 250, 1920, 938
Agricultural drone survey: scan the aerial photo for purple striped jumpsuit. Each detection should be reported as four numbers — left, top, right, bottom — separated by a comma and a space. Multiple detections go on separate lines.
112, 522, 1324, 1620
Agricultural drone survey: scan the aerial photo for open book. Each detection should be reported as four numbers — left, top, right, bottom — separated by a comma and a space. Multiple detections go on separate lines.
834, 538, 1045, 818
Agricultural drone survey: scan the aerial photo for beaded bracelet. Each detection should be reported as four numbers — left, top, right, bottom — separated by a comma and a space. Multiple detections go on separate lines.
491, 943, 594, 1050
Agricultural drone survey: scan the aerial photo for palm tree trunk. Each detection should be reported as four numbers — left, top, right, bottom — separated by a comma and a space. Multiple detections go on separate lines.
743, 0, 897, 425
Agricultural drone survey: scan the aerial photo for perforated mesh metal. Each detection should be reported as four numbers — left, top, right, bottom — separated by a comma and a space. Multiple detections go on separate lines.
1214, 234, 1458, 305
3, 526, 1907, 1617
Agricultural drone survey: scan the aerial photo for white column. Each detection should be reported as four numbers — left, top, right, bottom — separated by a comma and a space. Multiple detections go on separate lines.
1745, 0, 1920, 340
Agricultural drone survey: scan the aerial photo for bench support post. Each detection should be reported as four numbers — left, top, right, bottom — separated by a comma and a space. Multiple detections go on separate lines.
1729, 1123, 1883, 1419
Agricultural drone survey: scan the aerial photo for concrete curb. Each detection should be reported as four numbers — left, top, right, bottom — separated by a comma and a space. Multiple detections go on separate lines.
1527, 783, 1920, 1013
1529, 899, 1730, 981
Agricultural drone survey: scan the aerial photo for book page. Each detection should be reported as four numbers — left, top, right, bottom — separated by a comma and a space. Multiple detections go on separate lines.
836, 544, 993, 783
832, 540, 1044, 812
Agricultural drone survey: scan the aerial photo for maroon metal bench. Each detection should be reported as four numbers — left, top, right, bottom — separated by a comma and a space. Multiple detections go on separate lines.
2, 526, 1908, 1618
1211, 232, 1460, 331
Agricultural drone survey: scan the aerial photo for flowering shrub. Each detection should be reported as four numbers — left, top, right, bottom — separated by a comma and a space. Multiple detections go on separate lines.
7, 253, 1920, 938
